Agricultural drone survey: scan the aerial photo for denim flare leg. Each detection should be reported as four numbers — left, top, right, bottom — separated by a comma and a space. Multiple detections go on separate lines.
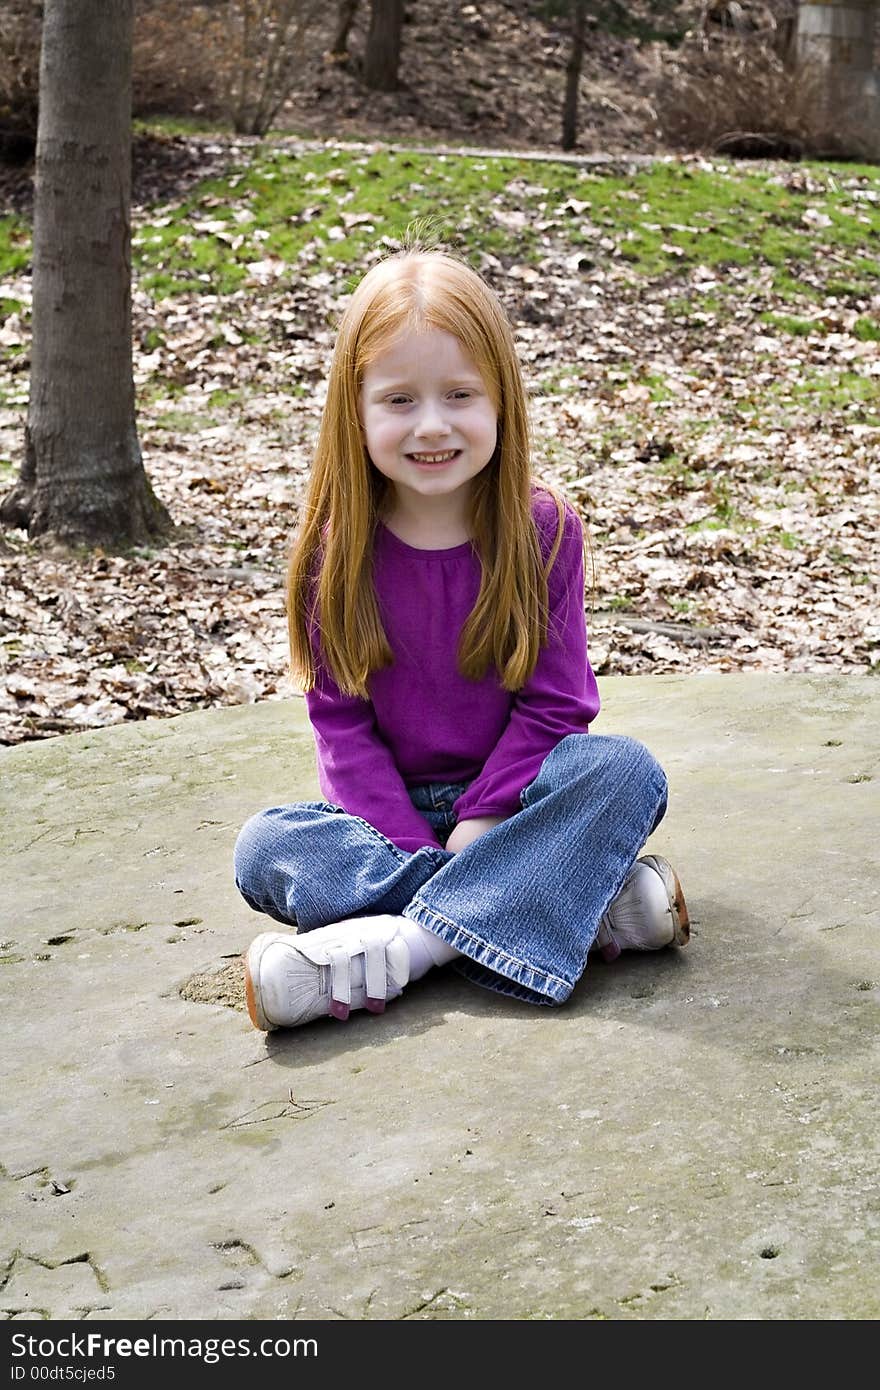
233, 733, 668, 1006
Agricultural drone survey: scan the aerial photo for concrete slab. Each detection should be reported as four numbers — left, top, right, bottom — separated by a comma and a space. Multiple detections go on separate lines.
1, 675, 877, 1321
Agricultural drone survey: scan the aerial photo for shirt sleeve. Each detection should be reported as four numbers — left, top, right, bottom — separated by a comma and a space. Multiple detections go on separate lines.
304, 627, 444, 855
452, 501, 600, 823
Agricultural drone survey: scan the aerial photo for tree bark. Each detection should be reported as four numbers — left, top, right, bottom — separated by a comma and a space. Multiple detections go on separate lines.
363, 0, 404, 92
0, 0, 171, 548
561, 0, 587, 151
331, 0, 360, 56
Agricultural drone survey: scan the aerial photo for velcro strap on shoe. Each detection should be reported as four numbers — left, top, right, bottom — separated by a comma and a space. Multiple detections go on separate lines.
363, 937, 387, 1003
328, 946, 352, 1006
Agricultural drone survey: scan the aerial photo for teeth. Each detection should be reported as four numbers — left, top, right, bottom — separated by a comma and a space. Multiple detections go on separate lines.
410, 450, 457, 462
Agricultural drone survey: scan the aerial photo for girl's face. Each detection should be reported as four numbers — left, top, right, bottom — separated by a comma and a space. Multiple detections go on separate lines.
359, 328, 498, 516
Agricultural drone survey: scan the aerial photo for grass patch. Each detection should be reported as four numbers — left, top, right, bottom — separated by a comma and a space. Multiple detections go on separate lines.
536, 364, 582, 396
566, 161, 879, 292
152, 408, 221, 432
4, 148, 880, 318
853, 316, 880, 341
786, 369, 880, 415
654, 455, 706, 491
827, 546, 871, 573
140, 327, 165, 352
133, 115, 230, 139
132, 147, 541, 297
123, 148, 880, 302
643, 373, 675, 402
137, 378, 187, 407
204, 386, 243, 407
735, 367, 880, 425
770, 269, 822, 302
665, 288, 729, 322
778, 530, 804, 550
670, 596, 695, 615
686, 512, 749, 534
760, 312, 819, 336
0, 217, 30, 280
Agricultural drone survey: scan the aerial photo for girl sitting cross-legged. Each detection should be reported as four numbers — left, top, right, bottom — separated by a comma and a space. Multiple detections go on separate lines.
234, 245, 689, 1032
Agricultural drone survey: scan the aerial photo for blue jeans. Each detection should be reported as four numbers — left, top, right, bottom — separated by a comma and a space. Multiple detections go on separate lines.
233, 733, 668, 1006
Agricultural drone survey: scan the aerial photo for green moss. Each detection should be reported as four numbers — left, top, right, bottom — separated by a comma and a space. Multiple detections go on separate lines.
787, 370, 880, 413
152, 408, 220, 433
644, 373, 675, 402
654, 455, 705, 491
535, 364, 582, 396
132, 147, 552, 297
4, 148, 877, 338
665, 289, 727, 322
771, 270, 818, 302
134, 115, 230, 139
0, 217, 30, 278
745, 365, 880, 426
140, 327, 165, 352
853, 316, 880, 341
126, 149, 880, 301
760, 312, 819, 336
205, 387, 244, 407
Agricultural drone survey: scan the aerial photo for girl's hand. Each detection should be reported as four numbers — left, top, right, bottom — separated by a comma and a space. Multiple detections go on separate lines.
445, 815, 506, 854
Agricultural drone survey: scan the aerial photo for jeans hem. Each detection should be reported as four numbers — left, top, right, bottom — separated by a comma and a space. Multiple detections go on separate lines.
403, 897, 573, 1004
452, 959, 563, 1006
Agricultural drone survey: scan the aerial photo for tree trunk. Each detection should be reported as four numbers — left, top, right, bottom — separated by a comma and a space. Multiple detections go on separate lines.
0, 0, 171, 548
562, 0, 587, 151
363, 0, 404, 92
795, 0, 880, 156
331, 0, 360, 56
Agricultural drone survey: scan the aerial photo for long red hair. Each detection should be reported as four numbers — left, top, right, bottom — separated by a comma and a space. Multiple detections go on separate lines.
288, 249, 568, 696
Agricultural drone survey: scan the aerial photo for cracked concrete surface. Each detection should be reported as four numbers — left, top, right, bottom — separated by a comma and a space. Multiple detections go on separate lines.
1, 675, 877, 1320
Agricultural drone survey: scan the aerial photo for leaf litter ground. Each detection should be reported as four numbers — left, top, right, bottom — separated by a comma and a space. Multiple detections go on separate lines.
0, 139, 878, 744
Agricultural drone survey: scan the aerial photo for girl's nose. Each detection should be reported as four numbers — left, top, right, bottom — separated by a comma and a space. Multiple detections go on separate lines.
413, 402, 451, 438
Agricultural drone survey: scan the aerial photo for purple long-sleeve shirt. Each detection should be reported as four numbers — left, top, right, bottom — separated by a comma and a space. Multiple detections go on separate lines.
305, 489, 600, 852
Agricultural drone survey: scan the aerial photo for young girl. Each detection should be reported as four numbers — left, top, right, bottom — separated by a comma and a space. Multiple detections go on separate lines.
234, 247, 689, 1032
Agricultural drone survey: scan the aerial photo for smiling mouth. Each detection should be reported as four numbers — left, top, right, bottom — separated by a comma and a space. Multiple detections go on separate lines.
407, 449, 460, 464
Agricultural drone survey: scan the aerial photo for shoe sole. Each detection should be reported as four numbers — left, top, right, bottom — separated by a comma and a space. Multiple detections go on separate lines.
243, 931, 291, 1032
640, 855, 690, 947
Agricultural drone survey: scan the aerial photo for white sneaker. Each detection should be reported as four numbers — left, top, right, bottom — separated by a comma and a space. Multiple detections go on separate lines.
593, 855, 690, 962
244, 915, 411, 1032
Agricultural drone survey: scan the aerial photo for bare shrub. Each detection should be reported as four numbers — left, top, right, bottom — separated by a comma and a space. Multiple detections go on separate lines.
0, 0, 41, 155
132, 1, 230, 121
0, 3, 230, 144
220, 0, 327, 136
134, 1, 330, 137
654, 4, 880, 160
0, 2, 330, 143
